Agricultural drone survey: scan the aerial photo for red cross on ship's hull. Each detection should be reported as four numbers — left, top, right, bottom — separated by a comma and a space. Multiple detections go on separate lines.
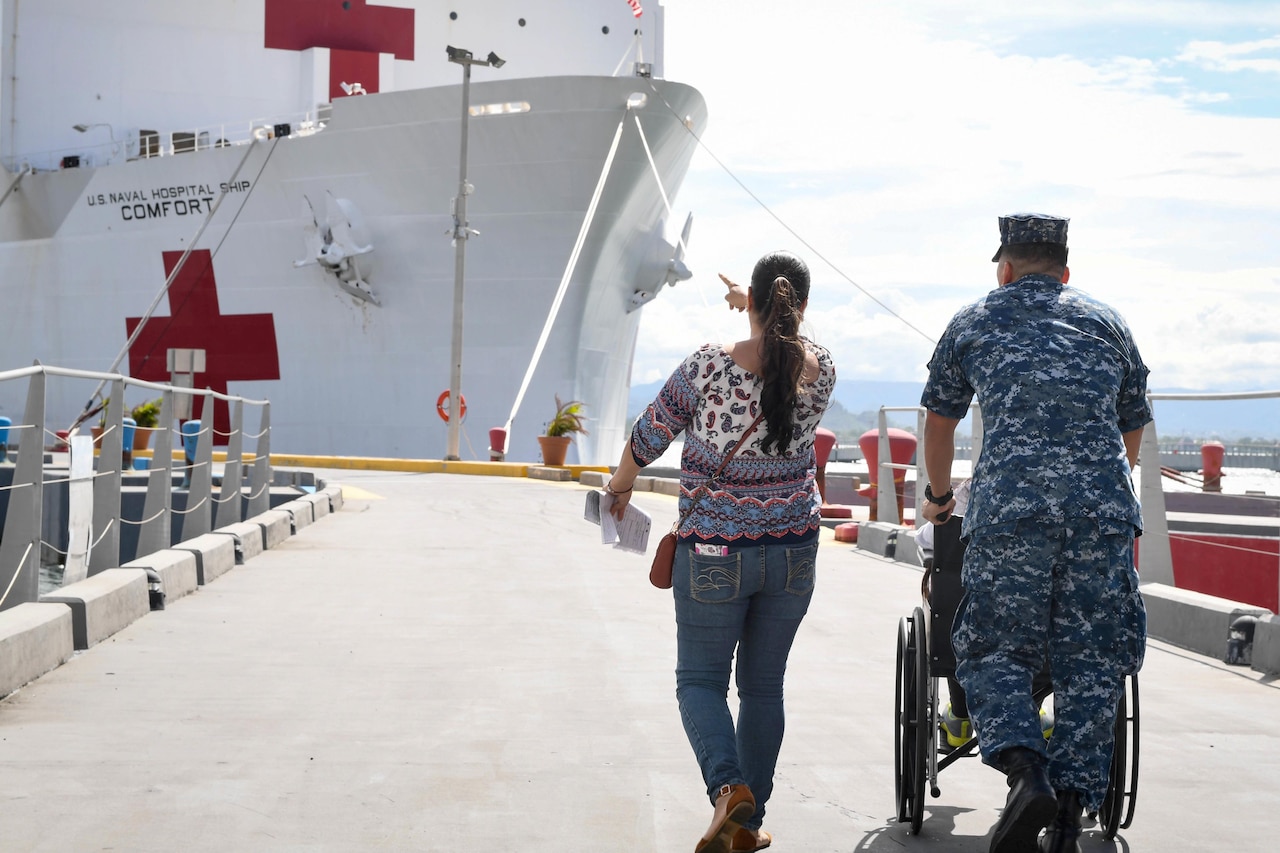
126, 250, 280, 445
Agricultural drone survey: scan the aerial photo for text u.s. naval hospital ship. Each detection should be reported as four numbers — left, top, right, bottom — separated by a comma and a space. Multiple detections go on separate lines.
0, 0, 706, 465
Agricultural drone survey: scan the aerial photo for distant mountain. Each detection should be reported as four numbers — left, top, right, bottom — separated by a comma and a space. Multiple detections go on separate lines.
627, 379, 1280, 441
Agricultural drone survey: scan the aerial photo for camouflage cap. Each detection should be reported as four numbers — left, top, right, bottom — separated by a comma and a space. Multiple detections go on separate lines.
991, 213, 1069, 262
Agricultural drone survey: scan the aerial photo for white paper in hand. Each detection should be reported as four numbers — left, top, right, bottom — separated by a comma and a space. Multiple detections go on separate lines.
596, 490, 653, 554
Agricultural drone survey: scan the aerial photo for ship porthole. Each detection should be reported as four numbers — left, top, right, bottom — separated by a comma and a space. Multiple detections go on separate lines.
519, 18, 526, 27
450, 11, 458, 21
342, 1, 350, 9
602, 26, 610, 34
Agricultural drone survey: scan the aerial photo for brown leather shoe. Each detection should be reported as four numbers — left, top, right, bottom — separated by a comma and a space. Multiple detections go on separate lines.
695, 784, 756, 853
730, 826, 772, 852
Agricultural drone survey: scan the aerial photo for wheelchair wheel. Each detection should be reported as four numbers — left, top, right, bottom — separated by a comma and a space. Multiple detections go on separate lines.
894, 607, 929, 833
1099, 674, 1140, 839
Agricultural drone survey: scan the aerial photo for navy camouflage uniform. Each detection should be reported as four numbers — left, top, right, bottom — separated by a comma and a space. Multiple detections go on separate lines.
920, 223, 1151, 812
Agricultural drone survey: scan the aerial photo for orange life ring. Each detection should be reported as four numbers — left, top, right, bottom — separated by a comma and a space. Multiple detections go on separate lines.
436, 390, 467, 423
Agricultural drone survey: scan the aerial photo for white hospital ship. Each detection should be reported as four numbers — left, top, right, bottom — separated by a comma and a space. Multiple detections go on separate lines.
0, 0, 705, 464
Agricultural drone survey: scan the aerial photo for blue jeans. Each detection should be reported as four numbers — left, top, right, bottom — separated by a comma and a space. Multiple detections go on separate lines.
673, 538, 818, 830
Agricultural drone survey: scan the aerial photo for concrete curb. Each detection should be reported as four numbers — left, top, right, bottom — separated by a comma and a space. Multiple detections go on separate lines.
275, 498, 315, 533
856, 521, 899, 558
840, 519, 1280, 675
1, 480, 345, 701
39, 569, 150, 651
167, 534, 237, 586
894, 528, 926, 567
320, 484, 344, 513
0, 603, 74, 699
578, 469, 681, 497
1140, 582, 1274, 662
210, 521, 267, 564
122, 550, 199, 602
1251, 615, 1280, 676
251, 509, 294, 549
304, 492, 330, 520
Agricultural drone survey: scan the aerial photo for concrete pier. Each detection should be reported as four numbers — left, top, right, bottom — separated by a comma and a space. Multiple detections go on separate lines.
2, 471, 1278, 851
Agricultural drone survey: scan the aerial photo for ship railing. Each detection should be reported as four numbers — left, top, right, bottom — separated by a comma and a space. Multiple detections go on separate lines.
1, 108, 326, 173
0, 364, 271, 612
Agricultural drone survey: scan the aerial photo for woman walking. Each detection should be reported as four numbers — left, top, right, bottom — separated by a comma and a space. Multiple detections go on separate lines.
607, 251, 836, 852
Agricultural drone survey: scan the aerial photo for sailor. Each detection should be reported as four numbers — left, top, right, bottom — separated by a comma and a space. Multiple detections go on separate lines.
918, 213, 1151, 853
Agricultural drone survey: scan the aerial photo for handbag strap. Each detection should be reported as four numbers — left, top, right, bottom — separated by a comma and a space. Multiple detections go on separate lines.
675, 411, 766, 530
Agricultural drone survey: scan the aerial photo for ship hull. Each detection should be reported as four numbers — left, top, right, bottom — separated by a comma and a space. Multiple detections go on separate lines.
0, 75, 708, 464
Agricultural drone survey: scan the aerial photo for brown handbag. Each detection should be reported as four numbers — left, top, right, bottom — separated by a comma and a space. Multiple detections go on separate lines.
649, 413, 764, 589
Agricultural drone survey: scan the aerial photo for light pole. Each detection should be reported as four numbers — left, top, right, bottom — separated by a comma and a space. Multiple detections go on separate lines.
73, 122, 119, 162
443, 46, 505, 461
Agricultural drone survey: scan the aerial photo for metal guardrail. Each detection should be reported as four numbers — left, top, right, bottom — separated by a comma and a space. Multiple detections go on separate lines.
0, 365, 271, 612
856, 393, 1278, 604
866, 404, 982, 525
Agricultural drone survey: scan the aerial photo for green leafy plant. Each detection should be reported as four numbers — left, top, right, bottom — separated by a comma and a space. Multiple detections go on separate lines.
545, 396, 588, 438
130, 398, 162, 428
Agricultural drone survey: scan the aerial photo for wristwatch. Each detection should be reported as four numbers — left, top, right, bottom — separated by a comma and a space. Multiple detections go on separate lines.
924, 483, 954, 505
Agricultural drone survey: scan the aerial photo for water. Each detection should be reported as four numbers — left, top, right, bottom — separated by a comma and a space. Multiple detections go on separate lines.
38, 562, 65, 596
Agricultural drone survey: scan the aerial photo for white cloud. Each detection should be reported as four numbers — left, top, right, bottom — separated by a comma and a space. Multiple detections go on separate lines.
1178, 36, 1280, 74
636, 2, 1280, 393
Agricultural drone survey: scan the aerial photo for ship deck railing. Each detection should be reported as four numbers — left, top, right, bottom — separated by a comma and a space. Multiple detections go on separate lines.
2, 106, 328, 173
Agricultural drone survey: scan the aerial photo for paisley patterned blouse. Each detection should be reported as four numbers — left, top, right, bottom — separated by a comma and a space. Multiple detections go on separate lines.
630, 339, 836, 544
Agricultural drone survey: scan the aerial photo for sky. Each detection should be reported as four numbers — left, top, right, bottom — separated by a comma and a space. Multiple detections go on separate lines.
632, 0, 1280, 399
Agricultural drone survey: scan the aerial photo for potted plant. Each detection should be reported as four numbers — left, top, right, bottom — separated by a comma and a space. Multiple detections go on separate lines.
130, 397, 162, 452
538, 396, 587, 466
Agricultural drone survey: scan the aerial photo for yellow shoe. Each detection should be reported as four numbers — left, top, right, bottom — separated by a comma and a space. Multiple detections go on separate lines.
940, 703, 971, 749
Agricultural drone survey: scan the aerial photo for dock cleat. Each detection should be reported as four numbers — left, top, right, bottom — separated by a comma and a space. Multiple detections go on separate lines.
940, 703, 972, 750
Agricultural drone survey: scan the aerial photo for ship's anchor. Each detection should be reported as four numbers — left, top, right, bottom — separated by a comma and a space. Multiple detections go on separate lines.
629, 211, 693, 312
295, 191, 380, 305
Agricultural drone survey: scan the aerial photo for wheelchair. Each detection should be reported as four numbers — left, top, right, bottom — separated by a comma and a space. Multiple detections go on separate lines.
894, 518, 1140, 837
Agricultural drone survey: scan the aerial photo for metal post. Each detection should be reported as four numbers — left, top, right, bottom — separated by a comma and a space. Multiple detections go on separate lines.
446, 60, 473, 461
216, 399, 245, 529
1137, 418, 1174, 586
247, 403, 271, 519
136, 391, 174, 560
0, 370, 45, 611
444, 46, 504, 460
88, 379, 125, 575
876, 409, 899, 525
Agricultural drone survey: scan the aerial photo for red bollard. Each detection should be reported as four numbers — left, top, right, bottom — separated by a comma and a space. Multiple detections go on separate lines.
489, 427, 508, 462
814, 427, 837, 504
1202, 441, 1224, 492
857, 428, 918, 522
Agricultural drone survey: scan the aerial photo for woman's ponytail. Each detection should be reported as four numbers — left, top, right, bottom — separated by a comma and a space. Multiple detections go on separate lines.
750, 252, 811, 454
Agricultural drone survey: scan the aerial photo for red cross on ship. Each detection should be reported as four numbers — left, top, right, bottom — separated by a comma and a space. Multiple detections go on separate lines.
126, 250, 280, 446
264, 0, 415, 100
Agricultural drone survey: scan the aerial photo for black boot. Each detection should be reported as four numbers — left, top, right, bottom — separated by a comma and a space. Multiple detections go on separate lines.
1039, 790, 1083, 853
989, 747, 1056, 853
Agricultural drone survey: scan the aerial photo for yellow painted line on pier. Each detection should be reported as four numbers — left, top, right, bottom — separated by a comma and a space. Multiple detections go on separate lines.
339, 484, 385, 501
132, 449, 608, 483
